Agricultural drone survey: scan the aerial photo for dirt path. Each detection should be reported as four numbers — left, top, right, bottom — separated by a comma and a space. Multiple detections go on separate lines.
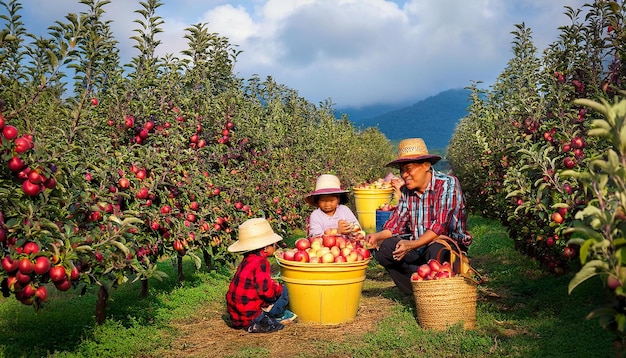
165, 272, 403, 358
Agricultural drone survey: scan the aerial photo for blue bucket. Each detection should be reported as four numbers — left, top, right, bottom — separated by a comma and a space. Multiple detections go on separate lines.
376, 210, 393, 232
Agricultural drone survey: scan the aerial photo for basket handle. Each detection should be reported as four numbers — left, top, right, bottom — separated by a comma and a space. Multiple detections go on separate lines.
433, 236, 483, 285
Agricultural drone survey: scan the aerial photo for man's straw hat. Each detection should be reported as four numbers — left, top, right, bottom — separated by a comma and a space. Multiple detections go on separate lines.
305, 174, 349, 206
386, 138, 441, 167
227, 218, 283, 252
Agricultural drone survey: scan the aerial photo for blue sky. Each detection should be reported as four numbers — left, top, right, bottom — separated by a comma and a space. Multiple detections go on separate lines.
10, 0, 586, 109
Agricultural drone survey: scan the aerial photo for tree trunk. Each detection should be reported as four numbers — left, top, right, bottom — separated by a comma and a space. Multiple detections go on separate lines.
202, 249, 214, 271
177, 254, 184, 282
140, 278, 148, 298
95, 285, 109, 325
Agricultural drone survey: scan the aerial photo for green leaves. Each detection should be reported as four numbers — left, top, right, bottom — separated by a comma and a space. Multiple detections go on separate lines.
568, 259, 607, 294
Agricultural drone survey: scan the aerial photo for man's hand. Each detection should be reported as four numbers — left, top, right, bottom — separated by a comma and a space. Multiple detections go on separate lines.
392, 239, 418, 261
365, 232, 380, 249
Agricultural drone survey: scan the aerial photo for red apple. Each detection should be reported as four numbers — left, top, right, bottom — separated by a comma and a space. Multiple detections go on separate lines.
69, 266, 80, 281
551, 212, 564, 224
28, 170, 44, 184
22, 241, 39, 255
17, 258, 34, 274
54, 278, 71, 291
1, 256, 18, 273
322, 235, 337, 248
417, 264, 431, 278
7, 156, 25, 172
135, 187, 149, 199
411, 272, 423, 282
44, 177, 57, 189
49, 266, 67, 282
21, 283, 36, 298
571, 136, 584, 149
356, 247, 371, 259
2, 125, 18, 140
14, 137, 31, 154
118, 177, 130, 190
282, 249, 296, 261
334, 255, 347, 263
135, 169, 146, 180
428, 259, 441, 272
563, 157, 576, 169
295, 238, 311, 251
293, 250, 310, 262
160, 205, 171, 214
90, 98, 98, 106
22, 180, 41, 196
440, 261, 453, 274
33, 256, 51, 275
16, 271, 31, 284
563, 246, 576, 259
173, 240, 184, 252
607, 275, 621, 290
35, 286, 48, 302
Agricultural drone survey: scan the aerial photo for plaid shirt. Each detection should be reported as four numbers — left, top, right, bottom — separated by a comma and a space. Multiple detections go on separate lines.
383, 170, 472, 249
226, 251, 283, 328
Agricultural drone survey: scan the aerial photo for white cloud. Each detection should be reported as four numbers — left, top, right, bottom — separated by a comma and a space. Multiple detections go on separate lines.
9, 0, 588, 108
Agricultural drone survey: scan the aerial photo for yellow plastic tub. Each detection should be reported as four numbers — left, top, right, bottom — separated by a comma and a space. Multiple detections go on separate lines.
276, 256, 371, 325
352, 188, 393, 233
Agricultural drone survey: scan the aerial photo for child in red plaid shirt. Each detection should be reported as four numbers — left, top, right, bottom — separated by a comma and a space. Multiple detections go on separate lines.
226, 218, 296, 333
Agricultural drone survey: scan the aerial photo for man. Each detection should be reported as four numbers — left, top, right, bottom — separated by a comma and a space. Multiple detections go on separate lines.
365, 138, 472, 295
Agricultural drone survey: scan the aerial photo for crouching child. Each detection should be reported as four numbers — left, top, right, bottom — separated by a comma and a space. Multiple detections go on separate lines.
226, 218, 296, 333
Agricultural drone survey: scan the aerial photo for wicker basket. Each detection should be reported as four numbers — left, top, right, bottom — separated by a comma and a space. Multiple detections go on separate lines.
411, 275, 477, 330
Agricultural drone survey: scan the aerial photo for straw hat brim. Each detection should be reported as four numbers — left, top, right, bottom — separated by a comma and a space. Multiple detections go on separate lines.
228, 232, 282, 252
386, 154, 441, 167
305, 188, 349, 206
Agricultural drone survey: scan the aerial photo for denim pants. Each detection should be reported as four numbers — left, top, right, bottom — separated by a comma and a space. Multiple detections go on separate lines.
252, 284, 289, 324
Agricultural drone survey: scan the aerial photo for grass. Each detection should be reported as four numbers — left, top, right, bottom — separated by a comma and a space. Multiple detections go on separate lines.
0, 215, 619, 357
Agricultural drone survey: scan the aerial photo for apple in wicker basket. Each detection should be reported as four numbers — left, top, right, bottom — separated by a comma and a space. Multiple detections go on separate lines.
411, 259, 455, 281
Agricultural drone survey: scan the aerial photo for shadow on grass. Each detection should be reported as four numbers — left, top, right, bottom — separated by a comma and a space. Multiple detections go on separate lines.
0, 256, 219, 357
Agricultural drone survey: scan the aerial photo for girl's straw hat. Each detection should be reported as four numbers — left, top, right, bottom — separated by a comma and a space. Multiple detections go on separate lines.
305, 174, 349, 206
385, 138, 441, 167
227, 218, 283, 252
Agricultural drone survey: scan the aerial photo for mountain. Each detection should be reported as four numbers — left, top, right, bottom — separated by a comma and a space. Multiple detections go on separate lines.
336, 88, 472, 150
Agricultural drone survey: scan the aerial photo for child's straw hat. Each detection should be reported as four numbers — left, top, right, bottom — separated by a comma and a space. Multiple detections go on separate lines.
227, 218, 283, 252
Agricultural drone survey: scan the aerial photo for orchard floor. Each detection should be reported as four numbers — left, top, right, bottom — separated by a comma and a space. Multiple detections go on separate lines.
163, 265, 404, 358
